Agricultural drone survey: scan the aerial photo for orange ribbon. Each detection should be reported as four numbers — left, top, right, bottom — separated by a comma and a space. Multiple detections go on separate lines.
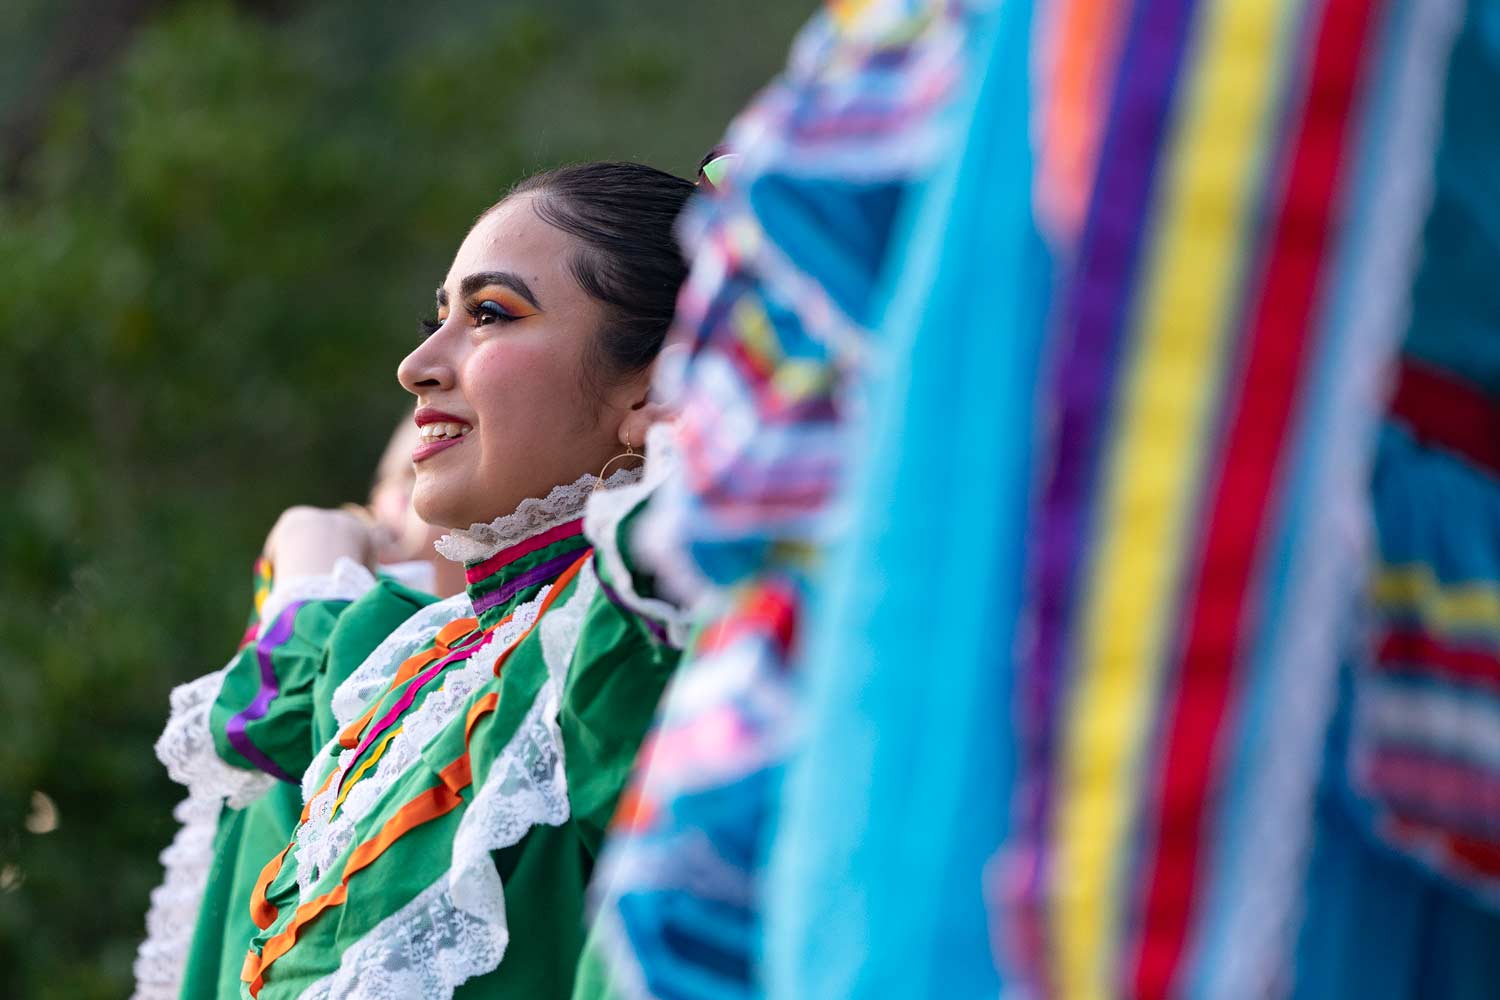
243, 553, 591, 994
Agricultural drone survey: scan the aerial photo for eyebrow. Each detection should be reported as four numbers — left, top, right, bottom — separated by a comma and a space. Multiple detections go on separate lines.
436, 271, 543, 312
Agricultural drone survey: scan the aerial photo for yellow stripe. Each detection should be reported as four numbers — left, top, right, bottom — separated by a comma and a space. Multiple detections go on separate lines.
332, 728, 402, 816
1049, 2, 1297, 996
1373, 566, 1500, 636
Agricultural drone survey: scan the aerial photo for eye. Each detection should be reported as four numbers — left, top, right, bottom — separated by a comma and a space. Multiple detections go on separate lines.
468, 300, 518, 327
417, 317, 441, 340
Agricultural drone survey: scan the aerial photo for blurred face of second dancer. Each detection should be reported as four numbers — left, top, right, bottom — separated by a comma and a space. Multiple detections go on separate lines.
396, 194, 634, 529
367, 419, 431, 563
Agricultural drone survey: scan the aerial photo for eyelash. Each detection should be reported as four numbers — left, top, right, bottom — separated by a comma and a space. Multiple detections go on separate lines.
467, 301, 518, 326
418, 300, 521, 341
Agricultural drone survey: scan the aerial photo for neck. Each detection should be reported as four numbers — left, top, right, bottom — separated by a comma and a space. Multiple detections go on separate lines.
428, 556, 469, 600
434, 471, 637, 626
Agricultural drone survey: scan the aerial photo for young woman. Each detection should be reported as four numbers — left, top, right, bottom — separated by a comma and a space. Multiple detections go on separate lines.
149, 161, 693, 1000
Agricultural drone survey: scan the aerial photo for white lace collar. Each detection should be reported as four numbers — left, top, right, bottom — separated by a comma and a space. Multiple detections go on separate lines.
432, 469, 642, 565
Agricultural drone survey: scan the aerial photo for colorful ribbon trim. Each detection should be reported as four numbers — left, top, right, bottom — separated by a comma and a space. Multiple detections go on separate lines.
471, 549, 588, 616
464, 517, 585, 585
339, 629, 495, 788
242, 553, 591, 995
337, 618, 480, 750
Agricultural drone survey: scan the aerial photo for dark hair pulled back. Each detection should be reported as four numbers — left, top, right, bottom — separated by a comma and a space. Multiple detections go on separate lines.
503, 161, 694, 402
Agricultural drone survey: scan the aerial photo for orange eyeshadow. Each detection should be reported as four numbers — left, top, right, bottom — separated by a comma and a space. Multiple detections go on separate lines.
472, 287, 537, 317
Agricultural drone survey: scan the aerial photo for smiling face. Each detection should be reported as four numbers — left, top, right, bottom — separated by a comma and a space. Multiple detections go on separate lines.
396, 194, 633, 529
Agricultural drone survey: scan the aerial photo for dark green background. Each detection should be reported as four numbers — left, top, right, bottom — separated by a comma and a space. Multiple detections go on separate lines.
0, 1, 809, 994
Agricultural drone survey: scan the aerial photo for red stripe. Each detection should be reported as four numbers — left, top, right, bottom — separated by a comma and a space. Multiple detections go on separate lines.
1367, 750, 1500, 825
1377, 629, 1500, 691
463, 518, 584, 584
1129, 2, 1379, 994
1388, 815, 1500, 877
695, 580, 800, 658
1389, 359, 1500, 473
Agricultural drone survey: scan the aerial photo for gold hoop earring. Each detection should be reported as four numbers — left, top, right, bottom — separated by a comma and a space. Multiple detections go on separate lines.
595, 432, 641, 489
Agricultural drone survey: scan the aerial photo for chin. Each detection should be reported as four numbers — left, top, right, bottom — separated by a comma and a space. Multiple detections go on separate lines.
411, 481, 469, 531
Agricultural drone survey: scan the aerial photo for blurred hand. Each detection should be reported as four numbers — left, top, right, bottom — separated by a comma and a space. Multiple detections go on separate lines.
263, 506, 377, 578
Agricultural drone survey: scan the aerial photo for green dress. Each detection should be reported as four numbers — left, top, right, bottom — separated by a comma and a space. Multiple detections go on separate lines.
136, 559, 464, 1000
238, 472, 680, 999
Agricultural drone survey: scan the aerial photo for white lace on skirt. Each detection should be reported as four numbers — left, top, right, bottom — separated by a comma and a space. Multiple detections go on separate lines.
129, 793, 221, 1000
296, 564, 598, 999
135, 562, 377, 999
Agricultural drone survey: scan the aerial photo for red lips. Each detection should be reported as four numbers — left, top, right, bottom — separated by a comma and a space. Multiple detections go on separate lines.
411, 408, 473, 462
414, 408, 472, 427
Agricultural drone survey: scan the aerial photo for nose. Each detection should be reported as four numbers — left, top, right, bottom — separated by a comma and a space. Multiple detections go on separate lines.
397, 329, 456, 398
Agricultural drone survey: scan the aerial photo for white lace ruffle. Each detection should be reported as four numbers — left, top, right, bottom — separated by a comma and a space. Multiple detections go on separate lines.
155, 562, 379, 808
156, 667, 278, 810
299, 880, 498, 1000
584, 423, 689, 647
296, 564, 598, 999
130, 793, 222, 1000
434, 470, 641, 565
295, 588, 551, 899
136, 562, 380, 996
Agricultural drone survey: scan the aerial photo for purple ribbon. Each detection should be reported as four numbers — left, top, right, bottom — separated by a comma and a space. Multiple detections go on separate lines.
225, 601, 308, 783
471, 550, 585, 615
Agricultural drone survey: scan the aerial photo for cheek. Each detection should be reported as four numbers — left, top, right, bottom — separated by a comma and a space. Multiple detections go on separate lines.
465, 337, 588, 434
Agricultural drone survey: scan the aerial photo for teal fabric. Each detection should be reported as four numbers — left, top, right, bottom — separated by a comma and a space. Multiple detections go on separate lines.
764, 2, 1046, 995
1292, 663, 1500, 1000
1288, 1, 1500, 994
1400, 0, 1500, 388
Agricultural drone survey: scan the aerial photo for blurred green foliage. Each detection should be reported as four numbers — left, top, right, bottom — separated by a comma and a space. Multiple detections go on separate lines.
0, 1, 809, 995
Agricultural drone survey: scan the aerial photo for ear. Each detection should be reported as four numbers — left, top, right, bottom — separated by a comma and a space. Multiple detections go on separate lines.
616, 398, 675, 451
609, 361, 677, 451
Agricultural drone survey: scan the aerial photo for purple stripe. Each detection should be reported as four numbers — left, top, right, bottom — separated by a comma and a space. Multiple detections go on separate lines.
225, 601, 308, 783
472, 550, 584, 615
1022, 0, 1201, 910
599, 577, 670, 645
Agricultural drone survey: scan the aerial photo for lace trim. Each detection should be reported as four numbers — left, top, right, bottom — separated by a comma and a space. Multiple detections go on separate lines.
434, 470, 641, 565
129, 794, 221, 1000
299, 880, 497, 1000
296, 588, 551, 899
155, 667, 277, 809
154, 566, 376, 808
584, 423, 689, 647
296, 564, 597, 999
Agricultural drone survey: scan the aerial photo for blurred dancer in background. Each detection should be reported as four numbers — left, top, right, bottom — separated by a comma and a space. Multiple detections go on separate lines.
584, 0, 1500, 998
135, 411, 463, 1000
